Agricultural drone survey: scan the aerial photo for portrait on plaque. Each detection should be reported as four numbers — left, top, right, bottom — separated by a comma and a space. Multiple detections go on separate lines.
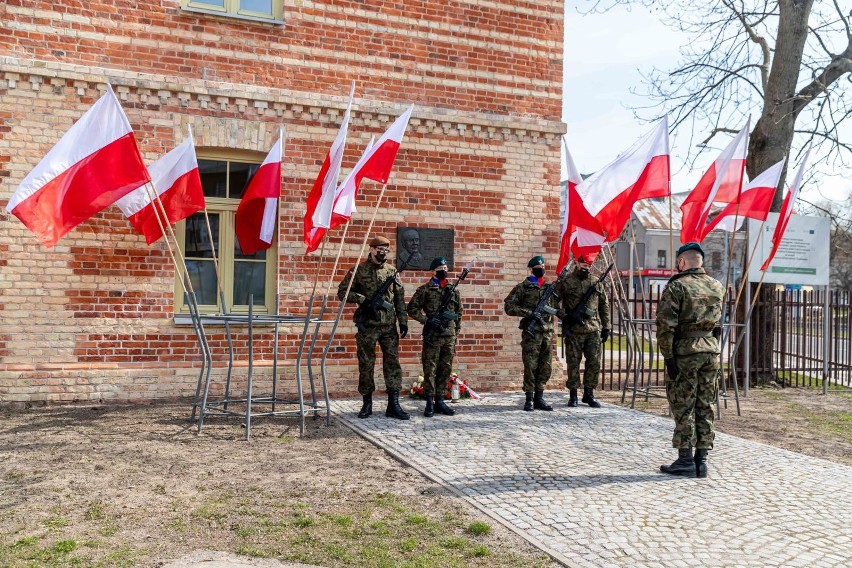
396, 227, 454, 271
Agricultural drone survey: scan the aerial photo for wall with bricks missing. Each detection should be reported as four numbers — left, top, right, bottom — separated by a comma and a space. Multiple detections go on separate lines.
0, 0, 565, 404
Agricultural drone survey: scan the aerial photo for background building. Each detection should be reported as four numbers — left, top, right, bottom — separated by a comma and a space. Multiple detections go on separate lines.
0, 0, 567, 404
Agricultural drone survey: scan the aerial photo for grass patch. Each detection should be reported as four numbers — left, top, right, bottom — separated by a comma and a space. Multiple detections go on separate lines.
44, 515, 70, 529
471, 544, 490, 557
84, 501, 105, 521
53, 539, 78, 553
466, 521, 492, 536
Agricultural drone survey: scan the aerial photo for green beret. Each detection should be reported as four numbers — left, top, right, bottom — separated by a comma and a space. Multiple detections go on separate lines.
527, 255, 545, 268
677, 242, 704, 258
429, 256, 448, 271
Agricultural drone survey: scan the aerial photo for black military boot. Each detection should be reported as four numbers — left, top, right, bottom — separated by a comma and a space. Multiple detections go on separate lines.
424, 396, 435, 418
385, 390, 410, 420
533, 390, 553, 411
357, 393, 373, 419
567, 389, 578, 407
695, 449, 708, 478
660, 447, 694, 476
434, 396, 456, 416
581, 387, 601, 408
523, 392, 534, 411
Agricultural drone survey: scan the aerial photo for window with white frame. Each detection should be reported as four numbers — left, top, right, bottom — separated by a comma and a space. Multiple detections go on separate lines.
182, 0, 283, 24
174, 150, 277, 315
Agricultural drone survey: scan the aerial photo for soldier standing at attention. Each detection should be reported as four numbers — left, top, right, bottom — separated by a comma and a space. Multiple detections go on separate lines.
555, 253, 611, 408
656, 242, 725, 478
407, 256, 462, 418
504, 256, 565, 411
337, 236, 410, 421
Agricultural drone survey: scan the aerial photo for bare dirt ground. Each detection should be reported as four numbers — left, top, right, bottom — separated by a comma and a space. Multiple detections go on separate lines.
0, 404, 556, 568
598, 384, 852, 465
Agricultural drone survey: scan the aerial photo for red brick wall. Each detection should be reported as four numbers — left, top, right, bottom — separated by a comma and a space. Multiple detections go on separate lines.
0, 0, 566, 405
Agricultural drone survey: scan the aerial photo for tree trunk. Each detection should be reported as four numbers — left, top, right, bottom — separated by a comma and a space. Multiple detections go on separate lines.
744, 0, 814, 385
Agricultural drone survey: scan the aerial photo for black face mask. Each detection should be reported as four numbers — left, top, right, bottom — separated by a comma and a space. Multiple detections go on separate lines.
577, 268, 590, 279
374, 251, 387, 263
435, 270, 448, 280
531, 267, 545, 278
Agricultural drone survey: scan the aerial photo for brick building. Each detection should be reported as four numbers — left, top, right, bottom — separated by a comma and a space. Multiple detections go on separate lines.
0, 1, 566, 404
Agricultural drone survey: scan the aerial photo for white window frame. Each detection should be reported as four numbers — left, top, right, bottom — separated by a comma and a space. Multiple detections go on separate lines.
182, 0, 284, 25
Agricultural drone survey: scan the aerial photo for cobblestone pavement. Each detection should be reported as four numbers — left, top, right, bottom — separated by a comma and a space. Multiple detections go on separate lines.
333, 392, 852, 568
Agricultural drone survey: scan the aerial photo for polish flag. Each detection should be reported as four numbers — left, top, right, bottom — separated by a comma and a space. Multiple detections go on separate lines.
326, 104, 413, 229
680, 121, 749, 243
6, 86, 150, 248
576, 117, 670, 241
303, 83, 354, 253
557, 139, 605, 273
116, 138, 204, 244
761, 145, 812, 271
701, 159, 783, 238
235, 134, 283, 255
304, 136, 375, 254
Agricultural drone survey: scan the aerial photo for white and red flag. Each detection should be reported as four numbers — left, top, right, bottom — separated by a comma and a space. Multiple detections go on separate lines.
116, 138, 205, 244
576, 117, 670, 241
304, 136, 375, 254
6, 85, 151, 247
760, 145, 812, 271
680, 121, 749, 243
557, 139, 605, 273
701, 159, 783, 238
235, 134, 283, 255
303, 83, 355, 253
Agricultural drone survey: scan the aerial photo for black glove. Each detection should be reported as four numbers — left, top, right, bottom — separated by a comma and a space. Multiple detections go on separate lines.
426, 314, 443, 329
555, 309, 567, 320
532, 313, 545, 326
359, 300, 375, 317
712, 325, 722, 340
664, 357, 678, 381
399, 325, 408, 339
600, 328, 610, 343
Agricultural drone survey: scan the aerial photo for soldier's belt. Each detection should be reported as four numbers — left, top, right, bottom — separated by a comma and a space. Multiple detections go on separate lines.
675, 330, 714, 339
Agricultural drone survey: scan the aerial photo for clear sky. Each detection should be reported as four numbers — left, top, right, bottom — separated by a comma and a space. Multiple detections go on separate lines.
561, 2, 852, 205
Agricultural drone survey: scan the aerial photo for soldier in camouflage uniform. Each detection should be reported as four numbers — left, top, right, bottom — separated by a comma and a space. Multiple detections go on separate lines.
337, 236, 410, 420
407, 256, 463, 418
555, 253, 611, 408
504, 256, 566, 411
655, 242, 725, 478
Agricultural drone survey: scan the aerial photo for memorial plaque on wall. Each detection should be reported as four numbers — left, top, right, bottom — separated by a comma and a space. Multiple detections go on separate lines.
396, 227, 454, 271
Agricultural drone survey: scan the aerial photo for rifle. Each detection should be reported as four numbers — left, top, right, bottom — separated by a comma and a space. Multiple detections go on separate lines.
520, 266, 570, 337
423, 267, 470, 345
354, 259, 408, 333
563, 262, 614, 337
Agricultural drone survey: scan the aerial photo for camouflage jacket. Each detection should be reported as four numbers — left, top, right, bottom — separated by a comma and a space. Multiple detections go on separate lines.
337, 259, 407, 328
406, 279, 463, 337
503, 277, 560, 335
655, 268, 725, 358
554, 269, 610, 335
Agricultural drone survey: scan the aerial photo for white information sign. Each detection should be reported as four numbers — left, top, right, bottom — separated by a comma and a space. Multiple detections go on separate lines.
747, 213, 830, 285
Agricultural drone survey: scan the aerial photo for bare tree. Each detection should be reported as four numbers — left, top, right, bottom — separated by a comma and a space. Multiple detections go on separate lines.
582, 0, 852, 384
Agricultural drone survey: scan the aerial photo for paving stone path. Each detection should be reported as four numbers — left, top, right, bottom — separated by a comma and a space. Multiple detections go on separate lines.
333, 392, 852, 568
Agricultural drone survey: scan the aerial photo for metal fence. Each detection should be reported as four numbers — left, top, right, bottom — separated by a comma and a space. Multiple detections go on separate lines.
581, 285, 852, 393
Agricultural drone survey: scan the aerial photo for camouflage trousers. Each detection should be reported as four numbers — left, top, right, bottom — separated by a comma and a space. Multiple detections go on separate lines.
520, 331, 553, 393
564, 332, 601, 390
355, 325, 403, 395
666, 352, 718, 450
421, 334, 455, 396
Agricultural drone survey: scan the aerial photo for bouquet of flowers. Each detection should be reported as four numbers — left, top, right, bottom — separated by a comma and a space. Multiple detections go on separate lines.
444, 373, 481, 401
409, 376, 427, 399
